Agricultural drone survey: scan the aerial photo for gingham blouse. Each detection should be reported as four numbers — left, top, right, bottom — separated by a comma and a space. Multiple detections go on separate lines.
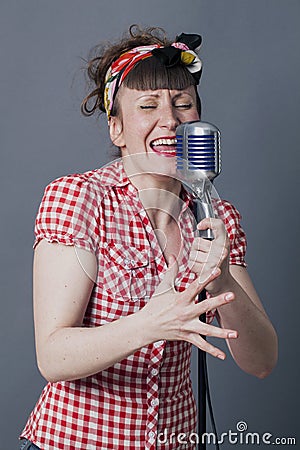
21, 159, 247, 449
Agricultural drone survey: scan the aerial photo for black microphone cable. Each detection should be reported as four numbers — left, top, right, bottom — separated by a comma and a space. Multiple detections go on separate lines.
197, 292, 220, 450
194, 199, 220, 450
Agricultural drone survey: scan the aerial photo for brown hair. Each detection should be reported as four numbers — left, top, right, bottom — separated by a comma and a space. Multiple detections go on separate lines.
81, 25, 201, 118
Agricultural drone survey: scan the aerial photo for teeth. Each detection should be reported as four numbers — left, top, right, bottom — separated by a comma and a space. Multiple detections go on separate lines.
152, 138, 176, 146
157, 149, 175, 153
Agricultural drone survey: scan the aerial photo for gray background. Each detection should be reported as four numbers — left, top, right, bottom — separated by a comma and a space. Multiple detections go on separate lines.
1, 0, 299, 449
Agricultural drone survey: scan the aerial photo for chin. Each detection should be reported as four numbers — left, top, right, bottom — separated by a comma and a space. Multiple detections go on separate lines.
123, 152, 179, 184
150, 165, 178, 181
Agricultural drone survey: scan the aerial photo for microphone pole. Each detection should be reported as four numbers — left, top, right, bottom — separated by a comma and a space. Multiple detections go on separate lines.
176, 121, 221, 450
193, 196, 213, 450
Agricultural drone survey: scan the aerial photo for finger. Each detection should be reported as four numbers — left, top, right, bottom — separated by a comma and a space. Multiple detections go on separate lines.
195, 321, 238, 340
187, 333, 227, 360
190, 242, 229, 277
189, 249, 228, 279
182, 310, 238, 339
189, 249, 214, 265
197, 218, 225, 240
185, 267, 221, 299
192, 237, 212, 252
190, 239, 228, 262
196, 291, 235, 314
197, 217, 221, 230
189, 263, 216, 283
155, 254, 179, 295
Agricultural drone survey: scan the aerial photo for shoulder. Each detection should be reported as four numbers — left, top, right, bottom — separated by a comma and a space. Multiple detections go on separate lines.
215, 200, 245, 238
214, 198, 242, 222
41, 159, 125, 200
214, 198, 245, 234
215, 199, 247, 266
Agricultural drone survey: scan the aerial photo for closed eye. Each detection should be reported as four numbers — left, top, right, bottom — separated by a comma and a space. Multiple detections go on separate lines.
175, 103, 193, 109
140, 105, 156, 109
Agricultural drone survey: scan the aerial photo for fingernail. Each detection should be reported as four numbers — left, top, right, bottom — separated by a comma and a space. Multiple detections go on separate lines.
198, 276, 203, 284
225, 293, 234, 301
228, 332, 238, 338
198, 273, 208, 284
217, 354, 225, 360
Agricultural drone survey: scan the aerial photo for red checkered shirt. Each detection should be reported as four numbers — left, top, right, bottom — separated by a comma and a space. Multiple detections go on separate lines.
21, 159, 247, 449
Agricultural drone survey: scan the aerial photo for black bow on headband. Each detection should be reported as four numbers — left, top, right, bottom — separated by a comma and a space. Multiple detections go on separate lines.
175, 33, 202, 50
151, 33, 202, 84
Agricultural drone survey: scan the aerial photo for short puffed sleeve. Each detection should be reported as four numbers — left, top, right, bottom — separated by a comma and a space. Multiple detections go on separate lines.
215, 200, 247, 267
33, 175, 99, 255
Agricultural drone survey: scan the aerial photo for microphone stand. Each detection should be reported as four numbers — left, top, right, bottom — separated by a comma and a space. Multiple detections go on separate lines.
192, 184, 215, 450
197, 290, 207, 450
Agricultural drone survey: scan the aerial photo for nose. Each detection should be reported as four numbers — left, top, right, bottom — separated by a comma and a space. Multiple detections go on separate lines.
158, 103, 180, 130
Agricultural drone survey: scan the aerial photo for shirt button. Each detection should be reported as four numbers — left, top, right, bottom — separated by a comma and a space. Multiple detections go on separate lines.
151, 368, 158, 376
124, 258, 131, 267
154, 340, 164, 348
149, 431, 155, 440
151, 398, 159, 407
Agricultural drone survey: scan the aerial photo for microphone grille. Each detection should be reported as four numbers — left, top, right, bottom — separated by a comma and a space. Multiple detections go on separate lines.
176, 121, 221, 179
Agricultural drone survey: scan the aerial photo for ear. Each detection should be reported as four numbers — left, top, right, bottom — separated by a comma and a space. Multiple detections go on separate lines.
109, 116, 125, 148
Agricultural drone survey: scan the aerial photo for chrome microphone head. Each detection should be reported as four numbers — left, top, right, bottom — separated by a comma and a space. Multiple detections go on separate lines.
176, 120, 221, 184
176, 121, 221, 239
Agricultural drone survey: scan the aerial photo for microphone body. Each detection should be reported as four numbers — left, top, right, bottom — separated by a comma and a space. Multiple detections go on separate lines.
176, 121, 221, 239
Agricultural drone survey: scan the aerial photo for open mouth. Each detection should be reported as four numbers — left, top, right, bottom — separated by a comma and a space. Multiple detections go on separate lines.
150, 137, 177, 157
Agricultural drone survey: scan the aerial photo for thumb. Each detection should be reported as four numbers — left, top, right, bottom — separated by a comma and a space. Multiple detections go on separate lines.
156, 254, 179, 295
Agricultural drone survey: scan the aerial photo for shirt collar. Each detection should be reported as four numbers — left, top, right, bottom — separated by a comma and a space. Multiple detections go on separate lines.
109, 158, 193, 211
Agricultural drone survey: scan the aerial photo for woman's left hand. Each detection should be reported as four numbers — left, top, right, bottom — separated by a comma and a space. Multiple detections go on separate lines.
188, 217, 231, 295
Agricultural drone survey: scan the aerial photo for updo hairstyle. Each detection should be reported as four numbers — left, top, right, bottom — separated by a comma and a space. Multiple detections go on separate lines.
81, 25, 201, 118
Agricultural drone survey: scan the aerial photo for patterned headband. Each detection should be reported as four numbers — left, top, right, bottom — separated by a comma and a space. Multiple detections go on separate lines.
104, 33, 202, 120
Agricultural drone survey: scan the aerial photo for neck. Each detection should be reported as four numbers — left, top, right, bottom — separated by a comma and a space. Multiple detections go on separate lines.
138, 185, 183, 229
122, 151, 180, 188
122, 155, 183, 229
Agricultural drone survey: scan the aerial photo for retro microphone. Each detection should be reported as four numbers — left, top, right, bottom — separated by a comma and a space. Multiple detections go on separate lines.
176, 120, 221, 450
176, 120, 221, 237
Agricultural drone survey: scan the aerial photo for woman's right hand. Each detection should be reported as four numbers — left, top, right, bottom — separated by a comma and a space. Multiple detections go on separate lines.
34, 241, 238, 383
140, 255, 238, 360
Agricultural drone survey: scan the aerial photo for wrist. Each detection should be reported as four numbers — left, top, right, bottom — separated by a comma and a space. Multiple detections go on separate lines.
134, 304, 159, 347
206, 271, 236, 297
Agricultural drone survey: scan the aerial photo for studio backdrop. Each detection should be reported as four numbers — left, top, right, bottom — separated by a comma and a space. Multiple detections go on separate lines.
0, 1, 299, 449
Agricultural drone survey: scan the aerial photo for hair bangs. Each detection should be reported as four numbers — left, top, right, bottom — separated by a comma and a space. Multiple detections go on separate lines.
123, 56, 196, 91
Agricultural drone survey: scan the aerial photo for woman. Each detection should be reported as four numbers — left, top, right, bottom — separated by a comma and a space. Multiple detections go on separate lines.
20, 26, 277, 449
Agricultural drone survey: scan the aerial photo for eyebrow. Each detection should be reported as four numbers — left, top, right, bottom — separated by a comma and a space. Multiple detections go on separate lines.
136, 91, 193, 100
136, 94, 160, 100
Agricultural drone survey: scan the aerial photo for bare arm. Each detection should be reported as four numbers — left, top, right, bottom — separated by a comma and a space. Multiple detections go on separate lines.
216, 265, 278, 379
190, 218, 278, 379
34, 240, 237, 383
33, 240, 150, 382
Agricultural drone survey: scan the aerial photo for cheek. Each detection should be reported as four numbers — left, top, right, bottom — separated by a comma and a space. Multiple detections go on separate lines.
177, 111, 199, 125
186, 109, 200, 121
124, 118, 152, 142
